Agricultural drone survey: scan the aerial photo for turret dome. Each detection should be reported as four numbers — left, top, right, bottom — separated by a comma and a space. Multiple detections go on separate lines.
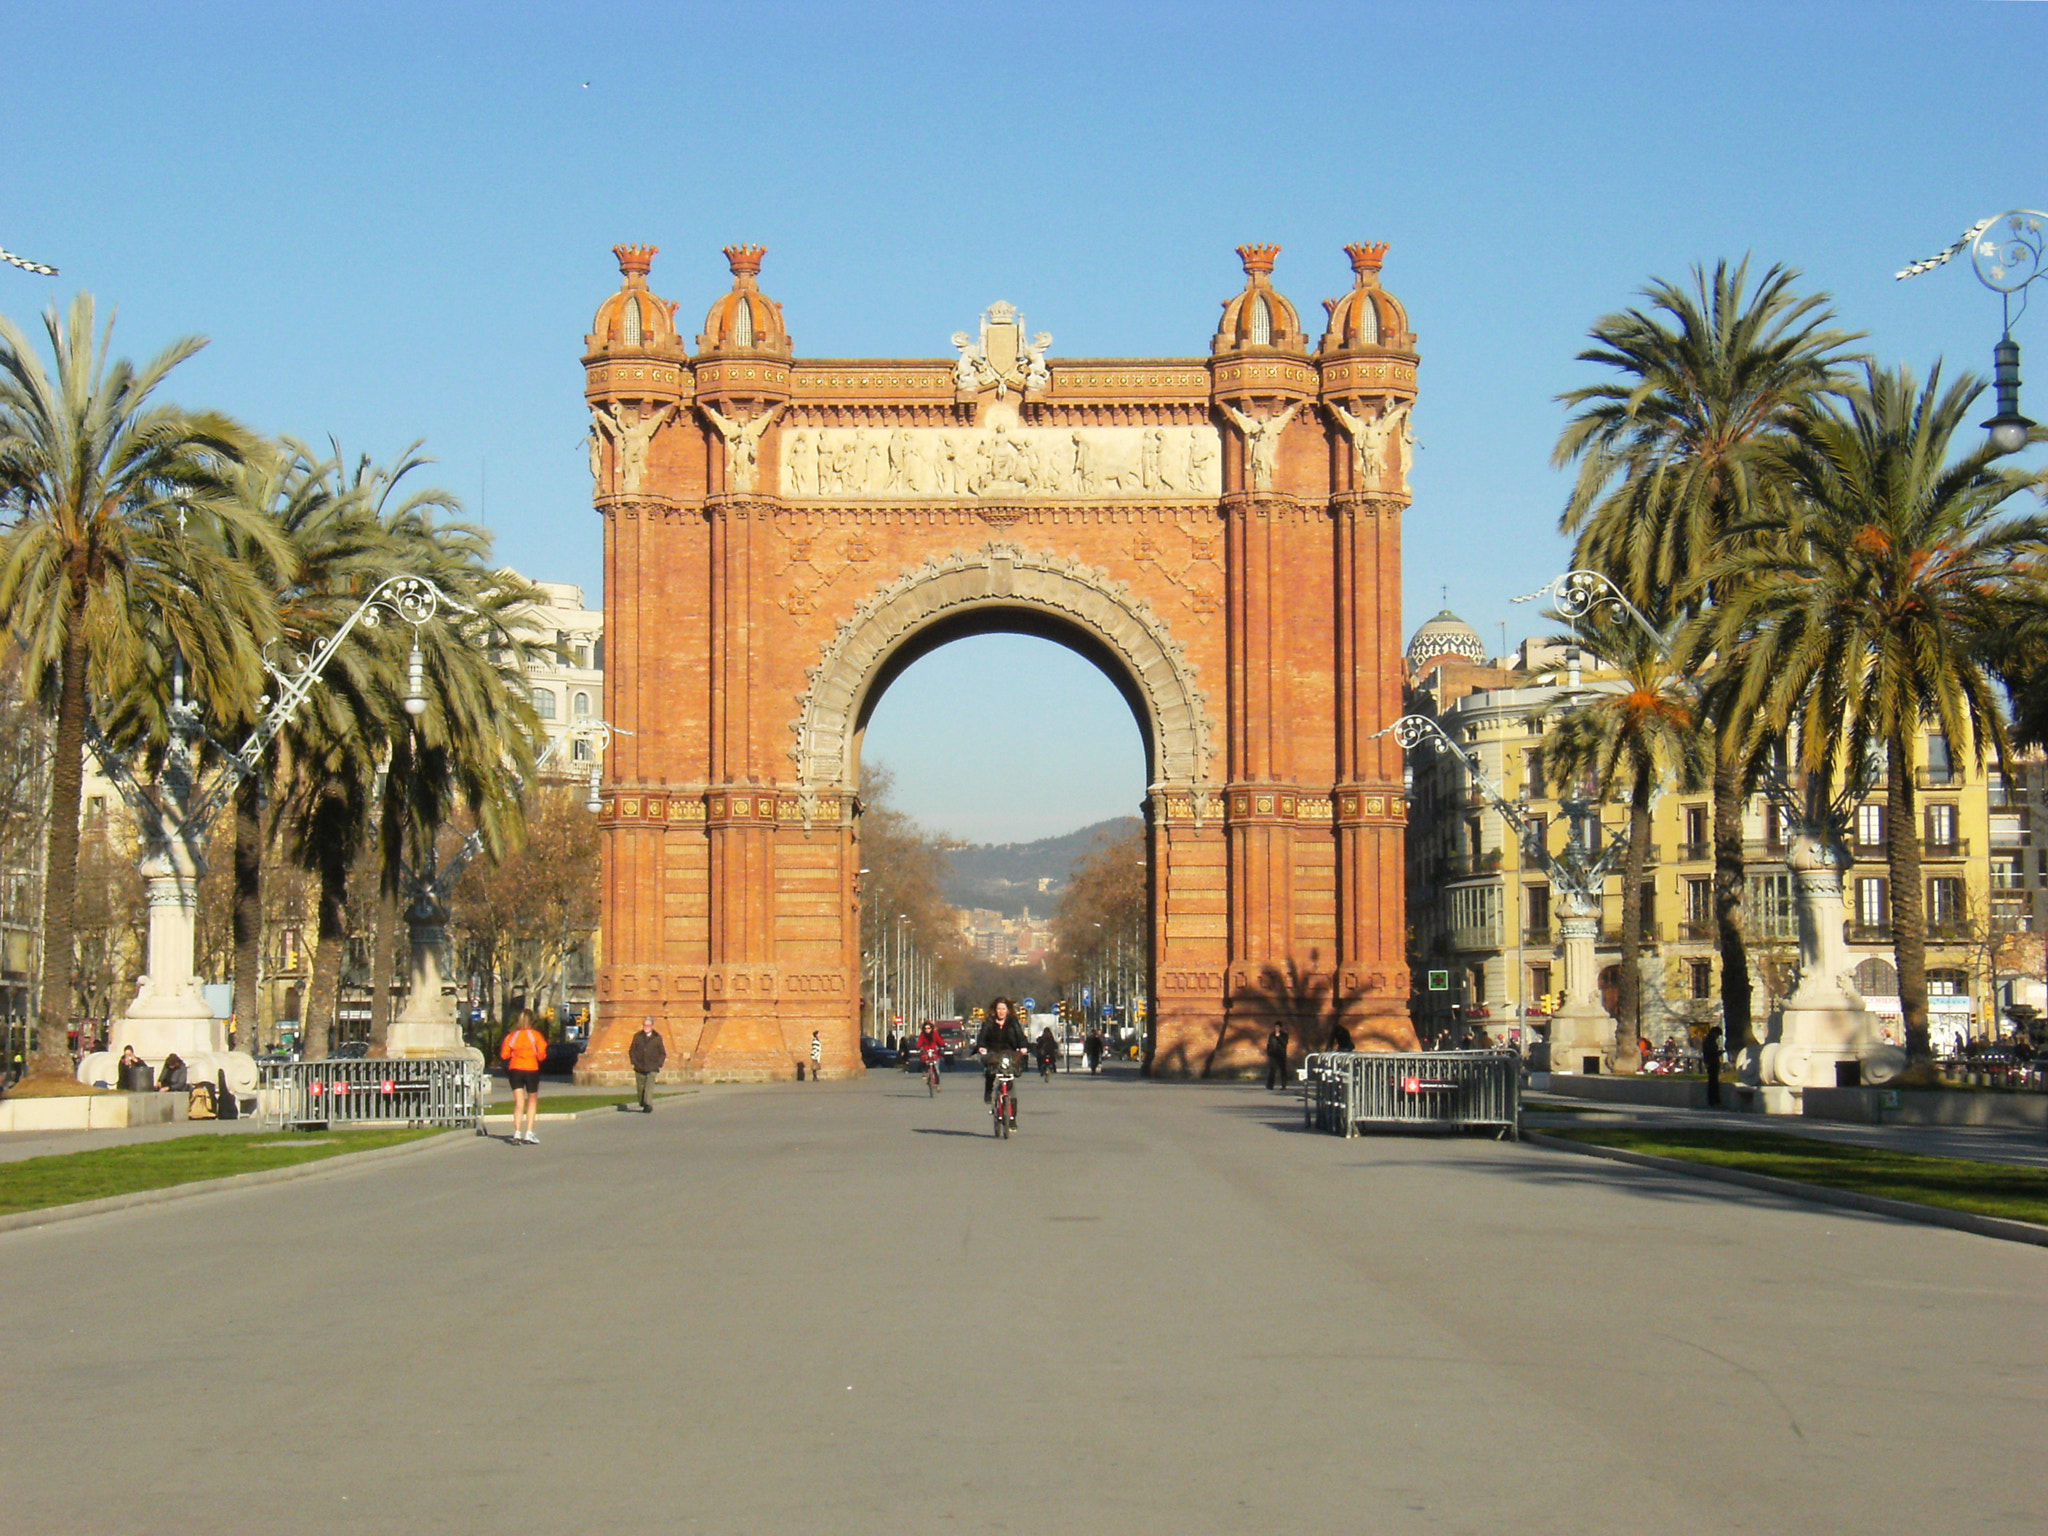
697, 244, 792, 358
1318, 242, 1412, 354
1212, 243, 1308, 355
589, 244, 681, 351
1406, 608, 1487, 674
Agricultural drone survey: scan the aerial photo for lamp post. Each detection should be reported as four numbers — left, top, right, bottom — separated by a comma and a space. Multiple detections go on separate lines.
1897, 209, 2046, 453
1381, 711, 1626, 1072
1515, 568, 1907, 1095
78, 574, 469, 1090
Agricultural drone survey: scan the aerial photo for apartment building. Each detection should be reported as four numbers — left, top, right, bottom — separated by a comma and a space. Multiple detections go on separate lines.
1404, 611, 1999, 1053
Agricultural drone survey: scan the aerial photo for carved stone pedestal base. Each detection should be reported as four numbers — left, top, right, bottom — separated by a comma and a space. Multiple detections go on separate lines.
383, 1018, 484, 1067
1757, 1002, 1907, 1113
1544, 1004, 1615, 1075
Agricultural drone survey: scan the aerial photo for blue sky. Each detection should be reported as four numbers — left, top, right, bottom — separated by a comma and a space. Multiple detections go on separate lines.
7, 1, 2044, 842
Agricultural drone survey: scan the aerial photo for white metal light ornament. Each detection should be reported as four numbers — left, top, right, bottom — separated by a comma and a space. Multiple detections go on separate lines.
1898, 209, 2046, 454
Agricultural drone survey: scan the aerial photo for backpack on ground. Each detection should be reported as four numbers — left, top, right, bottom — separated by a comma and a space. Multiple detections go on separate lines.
187, 1081, 217, 1120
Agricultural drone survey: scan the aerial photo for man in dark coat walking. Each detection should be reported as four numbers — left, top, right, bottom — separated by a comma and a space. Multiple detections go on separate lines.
629, 1016, 667, 1113
1702, 1023, 1724, 1108
1264, 1025, 1290, 1090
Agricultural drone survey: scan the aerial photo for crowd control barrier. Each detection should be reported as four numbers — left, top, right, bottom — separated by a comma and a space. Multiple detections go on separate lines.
262, 1057, 488, 1132
1302, 1050, 1521, 1139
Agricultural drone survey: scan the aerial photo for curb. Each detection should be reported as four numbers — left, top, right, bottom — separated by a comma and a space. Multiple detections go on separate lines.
0, 1126, 472, 1237
1522, 1130, 2048, 1249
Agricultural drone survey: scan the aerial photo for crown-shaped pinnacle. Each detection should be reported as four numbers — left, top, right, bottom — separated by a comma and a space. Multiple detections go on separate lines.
723, 244, 767, 280
1345, 241, 1389, 279
1236, 243, 1281, 279
613, 244, 658, 280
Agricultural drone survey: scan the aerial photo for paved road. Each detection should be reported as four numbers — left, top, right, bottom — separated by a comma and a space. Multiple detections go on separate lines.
2, 1066, 2040, 1534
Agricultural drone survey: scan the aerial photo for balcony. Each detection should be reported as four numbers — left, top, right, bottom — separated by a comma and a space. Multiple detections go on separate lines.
1921, 838, 1969, 861
1678, 840, 1712, 862
1916, 767, 1963, 790
1851, 841, 1886, 862
1679, 920, 1718, 942
1746, 839, 1790, 861
1522, 925, 1552, 946
1847, 922, 1890, 944
1448, 924, 1504, 952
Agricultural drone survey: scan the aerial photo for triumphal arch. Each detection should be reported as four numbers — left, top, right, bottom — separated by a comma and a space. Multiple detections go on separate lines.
576, 241, 1420, 1081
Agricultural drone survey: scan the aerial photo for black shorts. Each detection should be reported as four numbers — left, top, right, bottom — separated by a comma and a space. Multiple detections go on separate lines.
507, 1069, 541, 1093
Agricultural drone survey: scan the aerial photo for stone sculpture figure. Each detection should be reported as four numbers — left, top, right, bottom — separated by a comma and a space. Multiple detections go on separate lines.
599, 402, 678, 496
1023, 331, 1052, 394
1328, 401, 1373, 484
586, 424, 604, 495
700, 402, 783, 495
1220, 401, 1300, 493
1380, 399, 1415, 495
787, 432, 815, 497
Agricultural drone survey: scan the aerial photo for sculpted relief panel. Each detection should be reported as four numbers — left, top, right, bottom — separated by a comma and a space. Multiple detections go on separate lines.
781, 424, 1222, 501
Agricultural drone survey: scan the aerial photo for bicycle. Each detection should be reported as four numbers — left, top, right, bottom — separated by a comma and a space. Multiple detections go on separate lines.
1038, 1050, 1053, 1083
987, 1050, 1019, 1138
924, 1053, 942, 1096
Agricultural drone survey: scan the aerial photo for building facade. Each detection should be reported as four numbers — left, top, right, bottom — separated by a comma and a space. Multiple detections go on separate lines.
577, 240, 1419, 1081
1405, 620, 2001, 1055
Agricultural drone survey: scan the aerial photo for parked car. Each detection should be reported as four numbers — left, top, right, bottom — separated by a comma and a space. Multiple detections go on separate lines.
860, 1035, 899, 1068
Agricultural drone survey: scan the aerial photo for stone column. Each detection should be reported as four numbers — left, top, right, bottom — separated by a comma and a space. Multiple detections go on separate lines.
1545, 895, 1612, 1074
1757, 827, 1905, 1107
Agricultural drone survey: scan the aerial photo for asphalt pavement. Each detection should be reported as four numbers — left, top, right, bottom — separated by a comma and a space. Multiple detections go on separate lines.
1, 1061, 2041, 1535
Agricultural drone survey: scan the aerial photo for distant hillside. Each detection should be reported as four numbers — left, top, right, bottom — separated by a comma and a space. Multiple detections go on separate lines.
943, 817, 1141, 917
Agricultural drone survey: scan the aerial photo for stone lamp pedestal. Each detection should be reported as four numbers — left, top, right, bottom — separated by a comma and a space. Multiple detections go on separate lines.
1756, 832, 1906, 1111
1544, 903, 1617, 1075
77, 845, 257, 1095
382, 892, 483, 1064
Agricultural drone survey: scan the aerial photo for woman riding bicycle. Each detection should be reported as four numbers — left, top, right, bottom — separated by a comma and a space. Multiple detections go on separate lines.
915, 1020, 945, 1089
977, 996, 1030, 1112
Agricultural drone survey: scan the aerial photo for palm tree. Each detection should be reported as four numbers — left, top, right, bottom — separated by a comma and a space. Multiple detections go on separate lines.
212, 439, 387, 1049
1544, 629, 1706, 1070
1555, 259, 1860, 1062
0, 294, 279, 1081
1710, 362, 2047, 1062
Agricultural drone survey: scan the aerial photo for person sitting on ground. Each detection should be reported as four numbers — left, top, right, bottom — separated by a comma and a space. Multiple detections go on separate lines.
117, 1046, 152, 1093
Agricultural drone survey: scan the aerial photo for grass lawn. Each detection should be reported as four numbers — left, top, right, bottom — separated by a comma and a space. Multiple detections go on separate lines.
0, 1127, 445, 1216
1548, 1126, 2048, 1227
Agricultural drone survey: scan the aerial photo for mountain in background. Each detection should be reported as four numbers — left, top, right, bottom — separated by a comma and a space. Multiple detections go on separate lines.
943, 817, 1140, 917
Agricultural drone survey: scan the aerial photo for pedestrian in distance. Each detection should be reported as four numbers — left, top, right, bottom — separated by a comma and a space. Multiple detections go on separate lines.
1328, 1021, 1354, 1053
499, 1010, 549, 1144
1703, 1023, 1724, 1108
1083, 1025, 1104, 1076
1264, 1024, 1290, 1090
810, 1030, 823, 1082
629, 1016, 666, 1113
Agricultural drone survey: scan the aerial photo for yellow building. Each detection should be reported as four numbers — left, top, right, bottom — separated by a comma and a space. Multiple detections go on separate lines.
1404, 616, 1996, 1053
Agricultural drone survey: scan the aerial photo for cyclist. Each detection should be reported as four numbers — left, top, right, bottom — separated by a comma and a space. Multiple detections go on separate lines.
977, 996, 1030, 1117
916, 1020, 945, 1090
1035, 1024, 1058, 1080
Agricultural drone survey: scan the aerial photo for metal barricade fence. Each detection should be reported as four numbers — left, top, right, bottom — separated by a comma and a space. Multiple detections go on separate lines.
1302, 1050, 1521, 1139
261, 1057, 488, 1131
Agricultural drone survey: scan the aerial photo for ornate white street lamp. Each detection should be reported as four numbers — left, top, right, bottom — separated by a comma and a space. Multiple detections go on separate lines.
78, 575, 470, 1090
1898, 209, 2046, 453
1515, 569, 1906, 1093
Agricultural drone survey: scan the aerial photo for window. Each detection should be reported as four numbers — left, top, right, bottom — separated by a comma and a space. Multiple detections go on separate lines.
623, 296, 642, 346
1690, 960, 1713, 1000
572, 691, 592, 718
1990, 772, 2013, 808
1924, 802, 1957, 852
571, 739, 592, 763
1528, 963, 1552, 1001
532, 688, 557, 720
1684, 804, 1709, 852
1928, 967, 1968, 996
1749, 872, 1797, 939
1856, 803, 1885, 849
1526, 884, 1550, 934
1927, 876, 1965, 930
1248, 295, 1272, 346
1765, 802, 1789, 851
1524, 748, 1545, 798
575, 644, 592, 669
1853, 957, 1899, 996
85, 795, 106, 818
1992, 857, 2022, 890
1926, 733, 1955, 784
1638, 881, 1657, 931
1856, 876, 1889, 930
734, 298, 755, 346
1686, 878, 1713, 928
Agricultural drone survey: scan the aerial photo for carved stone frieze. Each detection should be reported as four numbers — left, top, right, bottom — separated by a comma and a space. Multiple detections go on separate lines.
781, 423, 1221, 500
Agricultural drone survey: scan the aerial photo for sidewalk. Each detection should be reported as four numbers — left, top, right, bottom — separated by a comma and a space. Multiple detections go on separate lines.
1523, 1092, 2048, 1170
